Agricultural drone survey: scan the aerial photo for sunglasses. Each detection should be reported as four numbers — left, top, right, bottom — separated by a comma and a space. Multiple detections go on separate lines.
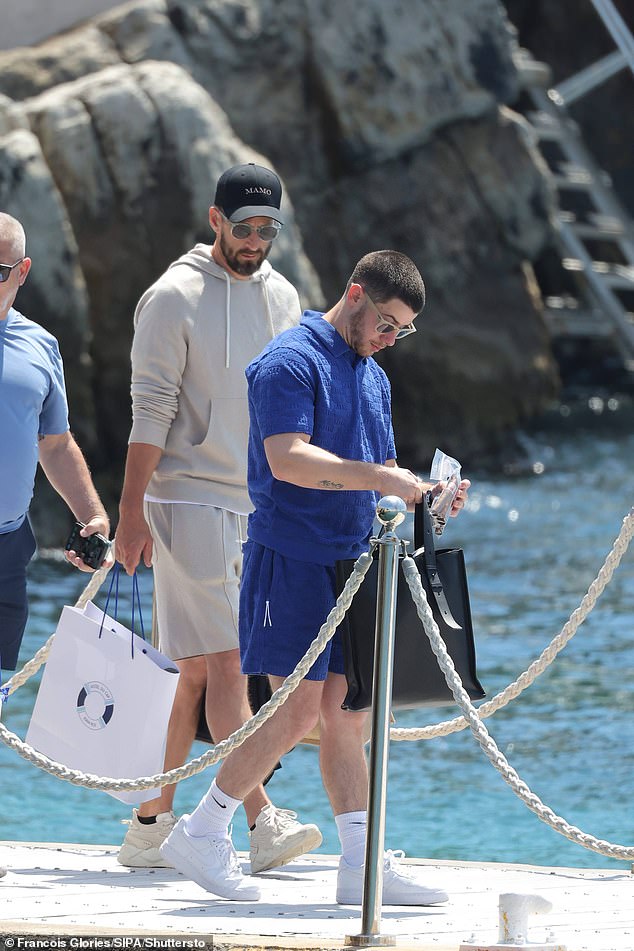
0, 258, 24, 283
365, 291, 417, 339
220, 212, 281, 242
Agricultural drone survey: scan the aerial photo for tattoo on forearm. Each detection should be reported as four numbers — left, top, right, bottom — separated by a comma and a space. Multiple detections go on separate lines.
317, 479, 345, 489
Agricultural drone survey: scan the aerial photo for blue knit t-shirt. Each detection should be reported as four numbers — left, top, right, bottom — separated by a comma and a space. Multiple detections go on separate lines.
0, 308, 69, 533
245, 310, 396, 564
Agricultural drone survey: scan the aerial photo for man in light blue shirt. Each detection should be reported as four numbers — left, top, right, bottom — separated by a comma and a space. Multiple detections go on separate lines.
0, 212, 111, 681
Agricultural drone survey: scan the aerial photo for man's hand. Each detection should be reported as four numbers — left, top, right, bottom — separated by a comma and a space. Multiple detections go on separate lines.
114, 510, 154, 576
114, 442, 163, 574
64, 516, 113, 573
379, 466, 425, 506
449, 478, 470, 517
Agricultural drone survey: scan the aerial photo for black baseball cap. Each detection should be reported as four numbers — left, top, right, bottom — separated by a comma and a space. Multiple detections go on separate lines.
214, 162, 284, 224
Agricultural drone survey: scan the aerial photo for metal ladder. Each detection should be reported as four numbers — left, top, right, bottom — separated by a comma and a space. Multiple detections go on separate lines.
514, 0, 634, 374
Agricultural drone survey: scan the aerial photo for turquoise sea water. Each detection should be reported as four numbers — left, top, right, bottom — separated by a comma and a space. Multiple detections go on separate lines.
1, 406, 633, 872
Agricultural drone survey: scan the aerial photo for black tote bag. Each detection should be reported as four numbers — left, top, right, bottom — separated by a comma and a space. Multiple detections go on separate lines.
195, 675, 274, 744
336, 499, 485, 711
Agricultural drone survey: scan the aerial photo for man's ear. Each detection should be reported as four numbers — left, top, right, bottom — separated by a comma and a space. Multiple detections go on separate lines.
19, 257, 32, 285
209, 206, 222, 233
346, 282, 364, 306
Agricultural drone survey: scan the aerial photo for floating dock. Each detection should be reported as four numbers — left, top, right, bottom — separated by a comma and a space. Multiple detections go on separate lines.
0, 841, 632, 950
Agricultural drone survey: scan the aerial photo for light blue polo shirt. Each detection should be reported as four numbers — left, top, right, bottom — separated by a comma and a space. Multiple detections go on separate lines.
0, 307, 69, 533
245, 310, 396, 564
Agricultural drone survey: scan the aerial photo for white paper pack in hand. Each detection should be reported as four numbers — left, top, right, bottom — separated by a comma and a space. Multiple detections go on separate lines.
429, 448, 462, 534
26, 602, 179, 804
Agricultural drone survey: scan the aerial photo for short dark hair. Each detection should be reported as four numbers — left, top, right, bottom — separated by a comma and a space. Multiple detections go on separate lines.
347, 250, 425, 314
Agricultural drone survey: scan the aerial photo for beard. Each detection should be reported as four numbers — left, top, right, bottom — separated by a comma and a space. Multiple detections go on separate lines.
219, 232, 272, 276
347, 309, 375, 357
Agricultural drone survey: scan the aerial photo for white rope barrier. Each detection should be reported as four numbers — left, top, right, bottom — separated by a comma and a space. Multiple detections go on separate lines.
402, 550, 634, 861
391, 505, 634, 742
1, 508, 632, 861
3, 560, 113, 697
0, 551, 374, 792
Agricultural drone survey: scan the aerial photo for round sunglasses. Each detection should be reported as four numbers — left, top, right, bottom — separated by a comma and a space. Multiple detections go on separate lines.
365, 291, 417, 339
219, 212, 281, 242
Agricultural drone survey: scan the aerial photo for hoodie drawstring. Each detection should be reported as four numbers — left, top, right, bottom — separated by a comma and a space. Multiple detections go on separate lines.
223, 267, 275, 369
223, 270, 231, 369
260, 274, 276, 342
168, 247, 276, 369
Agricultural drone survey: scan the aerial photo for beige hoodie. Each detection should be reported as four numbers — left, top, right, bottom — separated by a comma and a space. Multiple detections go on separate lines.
129, 244, 301, 514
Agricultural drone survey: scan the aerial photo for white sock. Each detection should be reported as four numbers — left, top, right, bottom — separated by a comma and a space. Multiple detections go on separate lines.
335, 810, 367, 868
185, 779, 242, 837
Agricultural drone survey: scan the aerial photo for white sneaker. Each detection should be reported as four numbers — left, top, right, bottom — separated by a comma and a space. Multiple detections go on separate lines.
117, 809, 177, 868
249, 805, 323, 873
159, 816, 260, 901
336, 850, 449, 906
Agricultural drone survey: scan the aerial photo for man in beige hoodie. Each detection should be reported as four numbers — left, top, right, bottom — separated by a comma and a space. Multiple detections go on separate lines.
114, 164, 321, 873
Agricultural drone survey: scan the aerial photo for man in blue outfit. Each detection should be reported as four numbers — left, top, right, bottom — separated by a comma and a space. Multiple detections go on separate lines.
0, 212, 112, 679
160, 250, 470, 903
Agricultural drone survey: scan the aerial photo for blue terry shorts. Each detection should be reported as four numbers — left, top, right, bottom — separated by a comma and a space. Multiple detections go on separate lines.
0, 517, 37, 671
239, 540, 344, 681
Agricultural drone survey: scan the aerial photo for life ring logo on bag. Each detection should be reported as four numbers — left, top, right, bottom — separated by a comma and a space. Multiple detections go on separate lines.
76, 681, 115, 731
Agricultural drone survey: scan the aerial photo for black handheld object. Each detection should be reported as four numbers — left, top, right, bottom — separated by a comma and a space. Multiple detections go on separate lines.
64, 521, 111, 570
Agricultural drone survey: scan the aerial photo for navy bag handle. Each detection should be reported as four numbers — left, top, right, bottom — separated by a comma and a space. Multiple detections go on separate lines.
99, 562, 145, 657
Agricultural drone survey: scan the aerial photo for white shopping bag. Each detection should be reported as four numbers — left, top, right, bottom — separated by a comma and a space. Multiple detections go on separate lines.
26, 598, 179, 804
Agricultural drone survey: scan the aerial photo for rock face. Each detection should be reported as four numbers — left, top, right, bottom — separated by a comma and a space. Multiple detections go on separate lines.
0, 0, 562, 541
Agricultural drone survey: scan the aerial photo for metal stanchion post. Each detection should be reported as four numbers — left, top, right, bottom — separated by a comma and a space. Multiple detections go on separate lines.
346, 495, 407, 949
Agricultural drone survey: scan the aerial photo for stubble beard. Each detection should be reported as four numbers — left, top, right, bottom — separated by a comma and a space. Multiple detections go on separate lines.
219, 232, 271, 276
348, 309, 375, 358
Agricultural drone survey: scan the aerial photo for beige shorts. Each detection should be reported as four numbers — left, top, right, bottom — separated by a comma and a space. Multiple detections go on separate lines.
145, 501, 248, 661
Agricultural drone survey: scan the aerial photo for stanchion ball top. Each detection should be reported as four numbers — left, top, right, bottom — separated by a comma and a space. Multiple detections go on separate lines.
376, 496, 407, 527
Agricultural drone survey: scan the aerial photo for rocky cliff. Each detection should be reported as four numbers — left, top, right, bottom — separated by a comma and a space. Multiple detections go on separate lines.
0, 0, 562, 541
